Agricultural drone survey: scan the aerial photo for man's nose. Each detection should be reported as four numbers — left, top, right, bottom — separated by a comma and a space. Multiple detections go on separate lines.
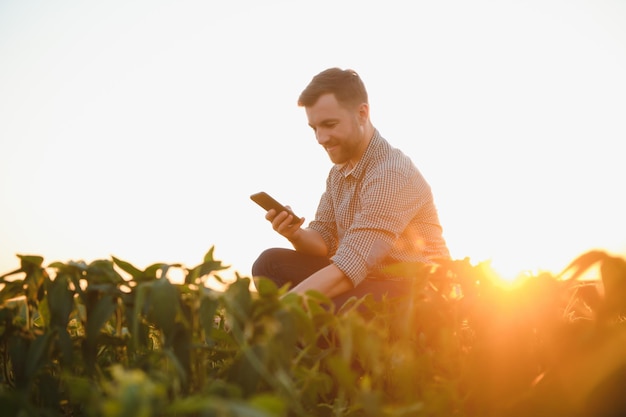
316, 130, 329, 145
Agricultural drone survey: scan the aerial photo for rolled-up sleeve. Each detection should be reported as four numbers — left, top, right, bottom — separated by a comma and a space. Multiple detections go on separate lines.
332, 165, 428, 286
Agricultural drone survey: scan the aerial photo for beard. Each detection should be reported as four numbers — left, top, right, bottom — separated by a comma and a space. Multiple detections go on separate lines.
325, 143, 347, 164
324, 125, 363, 165
325, 140, 359, 165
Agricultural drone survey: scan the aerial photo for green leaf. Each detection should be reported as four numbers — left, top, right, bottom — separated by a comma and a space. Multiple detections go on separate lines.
231, 344, 265, 396
222, 277, 253, 326
112, 256, 144, 279
86, 291, 117, 342
600, 256, 626, 319
25, 332, 55, 389
560, 250, 610, 281
161, 336, 189, 372
142, 263, 169, 282
325, 353, 358, 392
0, 281, 27, 304
57, 328, 74, 367
63, 375, 98, 410
17, 254, 45, 271
0, 392, 23, 416
231, 396, 286, 417
168, 395, 283, 417
248, 393, 287, 414
38, 372, 62, 411
46, 273, 74, 328
0, 267, 24, 281
255, 277, 279, 297
8, 335, 28, 389
22, 258, 46, 307
271, 309, 299, 367
185, 247, 229, 285
131, 283, 149, 351
166, 396, 219, 415
204, 246, 217, 263
304, 291, 334, 317
199, 294, 220, 345
86, 259, 123, 285
148, 278, 180, 339
283, 299, 316, 346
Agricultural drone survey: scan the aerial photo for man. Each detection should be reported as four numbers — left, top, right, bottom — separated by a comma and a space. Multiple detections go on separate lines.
252, 68, 450, 309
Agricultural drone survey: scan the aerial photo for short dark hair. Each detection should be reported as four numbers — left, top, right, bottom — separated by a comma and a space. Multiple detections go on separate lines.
298, 67, 368, 109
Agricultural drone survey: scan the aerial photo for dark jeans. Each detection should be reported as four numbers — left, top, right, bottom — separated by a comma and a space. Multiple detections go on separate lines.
251, 248, 411, 311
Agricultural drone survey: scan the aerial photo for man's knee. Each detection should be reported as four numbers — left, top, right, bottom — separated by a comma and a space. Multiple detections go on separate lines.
251, 248, 284, 278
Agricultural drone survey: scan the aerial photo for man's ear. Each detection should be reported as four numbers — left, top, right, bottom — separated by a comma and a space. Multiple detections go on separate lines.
357, 102, 370, 124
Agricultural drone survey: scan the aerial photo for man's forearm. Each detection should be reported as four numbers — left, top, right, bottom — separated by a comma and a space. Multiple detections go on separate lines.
288, 228, 328, 256
289, 263, 353, 299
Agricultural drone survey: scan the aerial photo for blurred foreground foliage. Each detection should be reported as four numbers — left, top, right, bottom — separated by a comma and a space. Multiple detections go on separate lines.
1, 247, 626, 417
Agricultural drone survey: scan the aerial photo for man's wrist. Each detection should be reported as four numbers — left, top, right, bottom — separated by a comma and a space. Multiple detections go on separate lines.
287, 228, 302, 244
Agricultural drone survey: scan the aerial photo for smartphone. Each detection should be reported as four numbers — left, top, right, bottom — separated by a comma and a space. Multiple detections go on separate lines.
250, 192, 301, 226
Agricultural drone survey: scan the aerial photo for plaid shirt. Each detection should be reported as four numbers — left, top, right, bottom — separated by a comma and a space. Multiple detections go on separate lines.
308, 130, 450, 287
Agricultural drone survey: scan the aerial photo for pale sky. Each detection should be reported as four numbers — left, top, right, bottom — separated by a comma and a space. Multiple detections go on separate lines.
1, 0, 625, 281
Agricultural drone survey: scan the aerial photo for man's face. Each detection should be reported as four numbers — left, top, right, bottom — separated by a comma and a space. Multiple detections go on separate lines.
305, 93, 368, 166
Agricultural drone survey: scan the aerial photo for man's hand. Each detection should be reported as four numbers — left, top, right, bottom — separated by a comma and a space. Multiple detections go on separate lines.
266, 208, 328, 257
266, 207, 306, 240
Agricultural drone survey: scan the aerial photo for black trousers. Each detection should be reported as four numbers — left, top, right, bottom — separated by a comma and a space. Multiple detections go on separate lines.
251, 248, 411, 311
